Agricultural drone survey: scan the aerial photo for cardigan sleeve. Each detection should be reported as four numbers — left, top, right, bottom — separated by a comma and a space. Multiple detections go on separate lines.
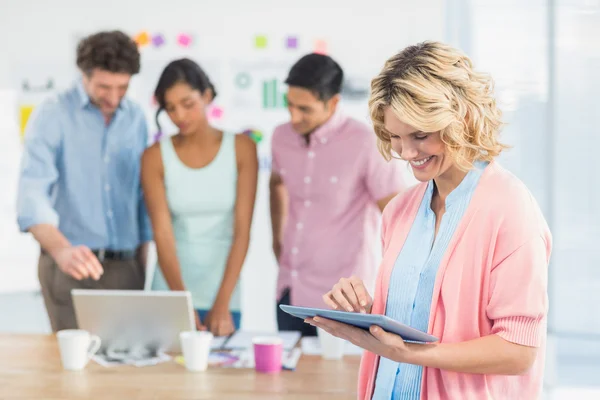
486, 235, 550, 347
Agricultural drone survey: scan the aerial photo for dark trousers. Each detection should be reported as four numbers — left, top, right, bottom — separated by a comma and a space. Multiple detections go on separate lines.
38, 253, 145, 332
276, 288, 317, 337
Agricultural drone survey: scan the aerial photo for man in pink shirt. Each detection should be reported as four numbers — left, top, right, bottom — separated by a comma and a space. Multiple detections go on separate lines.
270, 53, 406, 335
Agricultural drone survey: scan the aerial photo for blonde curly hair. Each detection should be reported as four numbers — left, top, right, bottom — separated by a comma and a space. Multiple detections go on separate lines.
369, 41, 507, 170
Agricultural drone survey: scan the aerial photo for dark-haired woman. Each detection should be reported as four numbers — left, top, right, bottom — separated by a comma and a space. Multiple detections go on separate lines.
141, 58, 258, 336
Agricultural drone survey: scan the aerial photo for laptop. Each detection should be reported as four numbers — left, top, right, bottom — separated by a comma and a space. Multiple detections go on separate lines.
72, 289, 194, 353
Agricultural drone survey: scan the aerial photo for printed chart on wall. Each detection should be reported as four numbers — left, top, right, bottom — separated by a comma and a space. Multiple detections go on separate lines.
338, 73, 372, 124
228, 59, 293, 172
14, 63, 76, 142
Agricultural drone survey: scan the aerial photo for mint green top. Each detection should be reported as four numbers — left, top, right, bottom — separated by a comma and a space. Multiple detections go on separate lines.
151, 133, 240, 311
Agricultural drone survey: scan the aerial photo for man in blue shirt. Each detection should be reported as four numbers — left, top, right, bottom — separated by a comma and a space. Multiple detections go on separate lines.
16, 31, 152, 331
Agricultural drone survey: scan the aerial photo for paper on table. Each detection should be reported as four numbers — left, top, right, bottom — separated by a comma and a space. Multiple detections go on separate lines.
211, 336, 228, 350
301, 337, 363, 356
132, 352, 172, 367
224, 330, 301, 351
212, 348, 301, 370
282, 347, 302, 370
92, 355, 123, 367
92, 351, 172, 368
175, 352, 238, 368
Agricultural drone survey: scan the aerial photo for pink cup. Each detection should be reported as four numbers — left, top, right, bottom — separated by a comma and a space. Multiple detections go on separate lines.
253, 337, 283, 374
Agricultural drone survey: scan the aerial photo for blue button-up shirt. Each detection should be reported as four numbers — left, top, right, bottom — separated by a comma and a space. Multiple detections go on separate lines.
372, 161, 487, 399
16, 80, 152, 251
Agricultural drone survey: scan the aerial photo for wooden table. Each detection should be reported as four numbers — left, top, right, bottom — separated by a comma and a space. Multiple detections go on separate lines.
0, 334, 360, 399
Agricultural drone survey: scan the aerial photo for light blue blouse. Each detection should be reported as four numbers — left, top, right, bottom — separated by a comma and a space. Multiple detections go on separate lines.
372, 161, 487, 399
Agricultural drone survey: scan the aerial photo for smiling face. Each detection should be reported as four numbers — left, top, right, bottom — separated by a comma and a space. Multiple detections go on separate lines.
383, 106, 459, 183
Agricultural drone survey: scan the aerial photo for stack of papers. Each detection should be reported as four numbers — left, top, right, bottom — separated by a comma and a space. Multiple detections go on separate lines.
93, 347, 172, 367
222, 330, 301, 350
191, 347, 303, 370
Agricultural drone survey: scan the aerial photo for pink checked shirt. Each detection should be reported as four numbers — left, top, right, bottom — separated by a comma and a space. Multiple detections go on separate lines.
271, 111, 406, 308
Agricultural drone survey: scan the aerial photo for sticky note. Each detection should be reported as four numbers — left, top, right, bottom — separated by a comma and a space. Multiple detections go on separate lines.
209, 105, 224, 120
153, 131, 163, 143
286, 36, 298, 49
251, 131, 263, 144
314, 39, 328, 55
133, 31, 151, 47
19, 105, 35, 139
255, 35, 267, 49
152, 33, 165, 47
243, 129, 263, 144
177, 33, 193, 47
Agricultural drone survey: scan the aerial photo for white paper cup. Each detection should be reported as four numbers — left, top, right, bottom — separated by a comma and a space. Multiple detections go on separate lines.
180, 331, 213, 372
317, 328, 345, 360
57, 329, 101, 371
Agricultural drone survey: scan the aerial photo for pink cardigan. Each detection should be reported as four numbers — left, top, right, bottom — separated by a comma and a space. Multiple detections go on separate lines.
358, 161, 552, 399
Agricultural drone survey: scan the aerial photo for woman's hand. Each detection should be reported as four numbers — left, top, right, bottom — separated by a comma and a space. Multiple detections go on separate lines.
306, 317, 410, 363
322, 276, 373, 314
204, 305, 235, 337
307, 317, 537, 375
194, 312, 206, 331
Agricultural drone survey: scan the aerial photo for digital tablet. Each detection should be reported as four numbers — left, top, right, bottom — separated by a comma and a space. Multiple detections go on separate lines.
279, 305, 438, 343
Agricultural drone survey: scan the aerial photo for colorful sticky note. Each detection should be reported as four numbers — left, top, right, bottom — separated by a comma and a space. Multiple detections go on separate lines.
242, 129, 263, 144
19, 105, 35, 139
177, 33, 193, 47
314, 39, 328, 55
152, 33, 165, 47
208, 105, 224, 120
286, 36, 298, 49
133, 31, 151, 47
153, 131, 163, 143
255, 35, 268, 49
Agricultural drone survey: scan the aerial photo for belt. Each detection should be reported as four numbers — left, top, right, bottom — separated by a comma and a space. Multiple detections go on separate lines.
92, 249, 136, 262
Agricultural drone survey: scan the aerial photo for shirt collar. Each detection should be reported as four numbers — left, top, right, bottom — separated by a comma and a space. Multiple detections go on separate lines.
76, 79, 91, 109
425, 160, 488, 212
75, 79, 129, 111
310, 109, 346, 141
445, 160, 488, 207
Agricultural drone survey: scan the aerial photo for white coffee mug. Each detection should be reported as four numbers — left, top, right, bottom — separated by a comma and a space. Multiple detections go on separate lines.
57, 329, 101, 371
180, 331, 213, 372
317, 327, 345, 360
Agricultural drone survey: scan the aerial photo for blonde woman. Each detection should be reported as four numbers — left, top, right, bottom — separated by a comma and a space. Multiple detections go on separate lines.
306, 42, 551, 399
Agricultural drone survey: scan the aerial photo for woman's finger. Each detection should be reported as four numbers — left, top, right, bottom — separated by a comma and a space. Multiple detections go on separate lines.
322, 291, 340, 310
331, 282, 357, 312
339, 278, 362, 312
349, 277, 373, 312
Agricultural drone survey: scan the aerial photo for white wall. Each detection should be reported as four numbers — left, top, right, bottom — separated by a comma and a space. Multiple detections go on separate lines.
0, 0, 444, 331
